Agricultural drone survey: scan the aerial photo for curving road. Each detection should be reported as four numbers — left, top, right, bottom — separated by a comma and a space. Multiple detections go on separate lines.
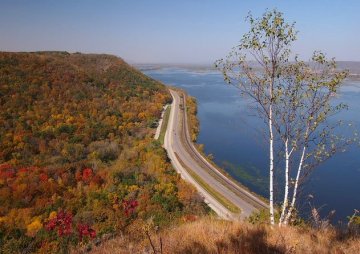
163, 89, 268, 220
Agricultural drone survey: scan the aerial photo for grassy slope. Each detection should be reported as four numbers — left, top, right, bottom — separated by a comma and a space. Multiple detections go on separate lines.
89, 217, 360, 254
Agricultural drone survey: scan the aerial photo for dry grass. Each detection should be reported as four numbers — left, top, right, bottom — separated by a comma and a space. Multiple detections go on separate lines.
87, 217, 360, 254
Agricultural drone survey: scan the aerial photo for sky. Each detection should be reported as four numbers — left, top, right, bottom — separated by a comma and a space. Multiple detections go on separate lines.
0, 0, 359, 64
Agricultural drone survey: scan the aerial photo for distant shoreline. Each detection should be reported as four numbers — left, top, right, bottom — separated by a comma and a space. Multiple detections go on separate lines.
136, 63, 360, 82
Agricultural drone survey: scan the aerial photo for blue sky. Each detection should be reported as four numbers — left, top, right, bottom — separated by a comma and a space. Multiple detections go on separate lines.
0, 0, 359, 63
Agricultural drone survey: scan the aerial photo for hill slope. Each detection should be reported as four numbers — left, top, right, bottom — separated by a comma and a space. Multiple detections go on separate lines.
0, 52, 208, 253
0, 51, 169, 166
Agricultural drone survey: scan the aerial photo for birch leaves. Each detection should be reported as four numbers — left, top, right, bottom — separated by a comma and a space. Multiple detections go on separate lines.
216, 9, 350, 225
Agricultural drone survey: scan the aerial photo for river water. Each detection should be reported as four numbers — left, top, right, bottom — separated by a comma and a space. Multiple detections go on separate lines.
143, 67, 360, 223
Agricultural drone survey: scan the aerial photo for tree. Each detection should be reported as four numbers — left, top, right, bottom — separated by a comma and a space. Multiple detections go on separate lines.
272, 53, 352, 225
216, 9, 351, 225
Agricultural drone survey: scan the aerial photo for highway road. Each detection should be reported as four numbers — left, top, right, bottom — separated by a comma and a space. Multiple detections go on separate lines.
163, 89, 268, 220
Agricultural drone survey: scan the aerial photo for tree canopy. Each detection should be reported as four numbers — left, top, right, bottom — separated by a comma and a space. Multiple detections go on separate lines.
0, 52, 208, 253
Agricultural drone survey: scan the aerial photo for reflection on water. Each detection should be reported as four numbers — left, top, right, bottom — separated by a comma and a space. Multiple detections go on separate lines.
144, 67, 360, 222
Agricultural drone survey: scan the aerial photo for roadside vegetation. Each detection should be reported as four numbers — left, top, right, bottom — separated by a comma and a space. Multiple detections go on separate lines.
185, 96, 199, 142
158, 105, 171, 145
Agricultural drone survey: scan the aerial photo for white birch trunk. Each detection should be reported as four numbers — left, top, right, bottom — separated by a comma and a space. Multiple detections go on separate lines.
279, 139, 290, 225
269, 103, 275, 225
284, 146, 306, 224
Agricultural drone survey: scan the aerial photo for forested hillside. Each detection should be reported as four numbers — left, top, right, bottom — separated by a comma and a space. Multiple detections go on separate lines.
0, 52, 208, 253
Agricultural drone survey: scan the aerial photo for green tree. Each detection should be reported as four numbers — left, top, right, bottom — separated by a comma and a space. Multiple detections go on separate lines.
216, 9, 352, 225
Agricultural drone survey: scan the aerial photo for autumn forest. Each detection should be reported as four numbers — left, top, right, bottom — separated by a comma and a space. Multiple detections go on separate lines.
0, 52, 208, 253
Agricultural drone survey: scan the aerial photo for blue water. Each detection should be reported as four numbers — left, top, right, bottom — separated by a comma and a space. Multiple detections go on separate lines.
144, 67, 360, 223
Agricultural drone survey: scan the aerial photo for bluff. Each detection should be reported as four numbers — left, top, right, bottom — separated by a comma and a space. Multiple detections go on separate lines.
0, 52, 207, 253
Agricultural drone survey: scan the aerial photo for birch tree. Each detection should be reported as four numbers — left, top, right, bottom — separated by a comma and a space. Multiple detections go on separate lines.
216, 9, 351, 225
273, 54, 350, 225
216, 9, 296, 225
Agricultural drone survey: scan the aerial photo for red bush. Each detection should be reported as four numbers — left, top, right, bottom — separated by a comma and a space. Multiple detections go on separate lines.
0, 164, 15, 179
45, 211, 73, 237
77, 223, 96, 241
18, 168, 28, 174
122, 199, 138, 217
82, 168, 93, 183
39, 173, 48, 182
